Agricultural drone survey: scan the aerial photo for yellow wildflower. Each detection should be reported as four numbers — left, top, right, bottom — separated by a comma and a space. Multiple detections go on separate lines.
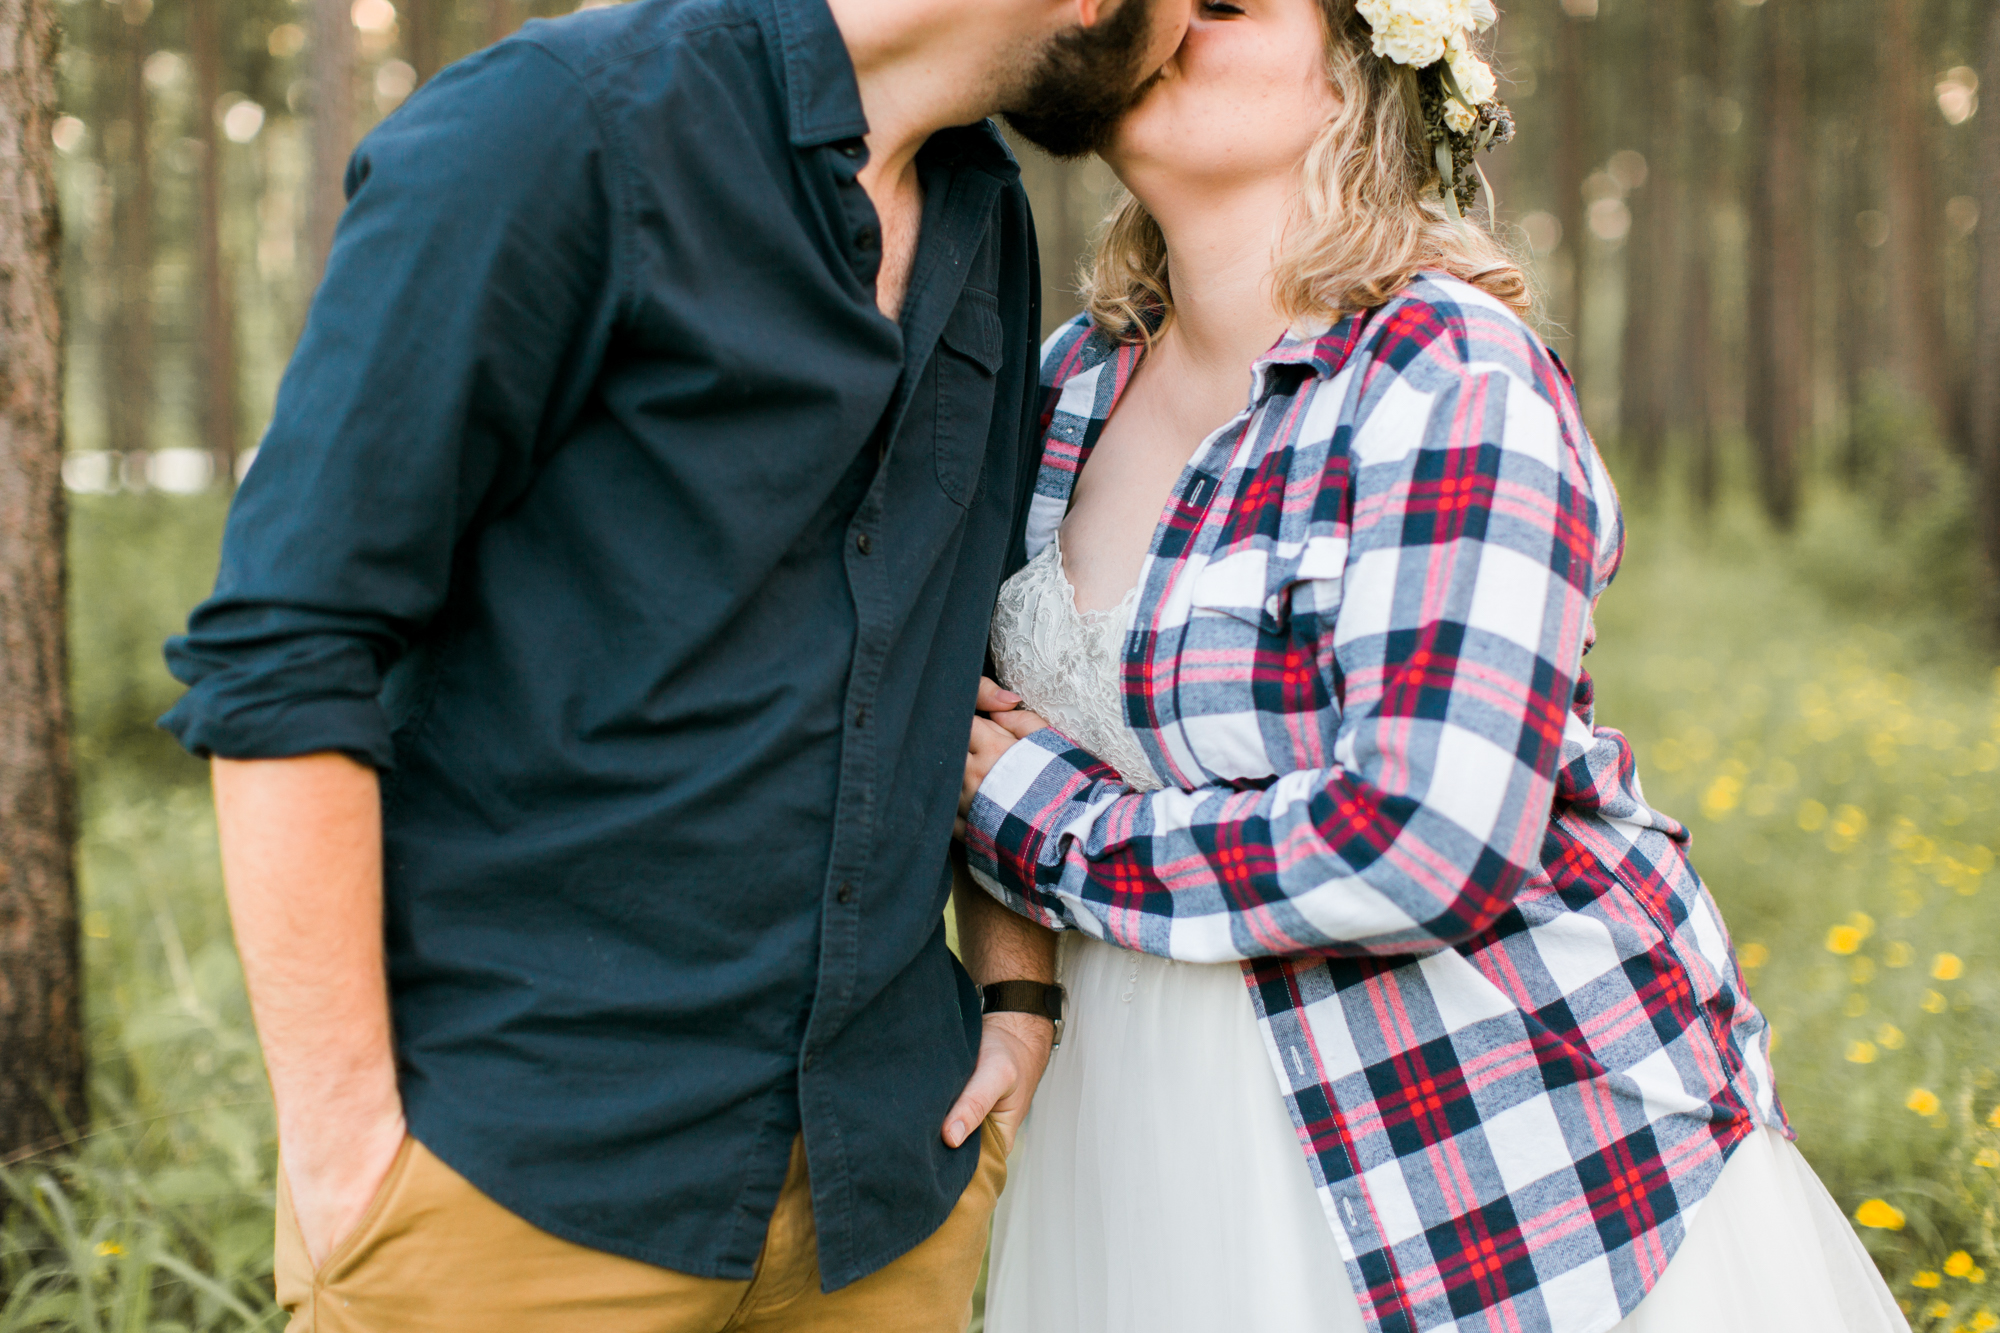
1916, 1271, 1944, 1289
1923, 989, 1950, 1014
1947, 1252, 1976, 1278
1975, 1269, 1988, 1285
1797, 799, 1828, 831
1887, 941, 1915, 967
1850, 911, 1877, 937
1990, 1104, 2000, 1129
1908, 1089, 1943, 1117
1933, 953, 1966, 981
1739, 942, 1770, 969
1974, 1148, 1999, 1169
1851, 956, 1878, 984
1846, 1040, 1878, 1063
1701, 774, 1742, 819
1968, 1313, 1997, 1333
1928, 1300, 1953, 1319
1827, 926, 1863, 955
95, 1240, 122, 1257
1878, 1024, 1906, 1050
1854, 1198, 1905, 1229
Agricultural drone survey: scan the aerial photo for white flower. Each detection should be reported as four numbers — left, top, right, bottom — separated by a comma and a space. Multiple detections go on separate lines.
1445, 36, 1498, 106
1358, 0, 1498, 71
1356, 0, 1455, 68
1443, 98, 1479, 133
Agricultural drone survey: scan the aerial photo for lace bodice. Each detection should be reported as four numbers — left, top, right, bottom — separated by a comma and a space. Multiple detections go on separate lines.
988, 538, 1162, 793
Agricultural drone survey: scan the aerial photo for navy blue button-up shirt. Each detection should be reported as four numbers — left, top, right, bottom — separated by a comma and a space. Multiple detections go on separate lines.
162, 0, 1041, 1288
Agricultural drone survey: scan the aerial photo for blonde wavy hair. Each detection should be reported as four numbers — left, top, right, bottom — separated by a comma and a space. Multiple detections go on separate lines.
1082, 0, 1531, 342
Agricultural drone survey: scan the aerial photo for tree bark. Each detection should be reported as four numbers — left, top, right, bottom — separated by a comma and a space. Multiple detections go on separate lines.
108, 0, 152, 459
1881, 0, 1947, 437
0, 0, 84, 1159
1745, 0, 1807, 529
1975, 5, 2000, 627
1552, 2, 1590, 367
190, 0, 237, 482
308, 0, 355, 287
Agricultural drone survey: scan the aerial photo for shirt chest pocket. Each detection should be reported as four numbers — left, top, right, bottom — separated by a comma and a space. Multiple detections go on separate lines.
1184, 536, 1349, 638
932, 291, 1004, 508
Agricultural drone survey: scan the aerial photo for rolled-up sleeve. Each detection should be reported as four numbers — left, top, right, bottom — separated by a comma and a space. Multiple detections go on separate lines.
162, 40, 616, 765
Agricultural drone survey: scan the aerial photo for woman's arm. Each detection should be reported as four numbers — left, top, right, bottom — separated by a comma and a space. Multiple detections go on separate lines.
962, 356, 1602, 963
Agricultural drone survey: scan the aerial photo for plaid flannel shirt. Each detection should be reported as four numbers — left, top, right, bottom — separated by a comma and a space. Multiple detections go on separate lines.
964, 274, 1786, 1333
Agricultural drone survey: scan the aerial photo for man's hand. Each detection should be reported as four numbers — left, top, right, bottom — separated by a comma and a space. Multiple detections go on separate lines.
944, 854, 1058, 1152
212, 753, 406, 1268
943, 1010, 1054, 1153
284, 1102, 407, 1269
957, 677, 1049, 838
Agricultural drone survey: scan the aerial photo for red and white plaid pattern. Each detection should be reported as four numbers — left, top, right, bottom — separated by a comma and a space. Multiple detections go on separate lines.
964, 274, 1786, 1333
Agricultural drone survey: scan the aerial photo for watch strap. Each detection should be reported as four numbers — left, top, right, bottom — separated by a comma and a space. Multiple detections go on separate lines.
980, 980, 1065, 1023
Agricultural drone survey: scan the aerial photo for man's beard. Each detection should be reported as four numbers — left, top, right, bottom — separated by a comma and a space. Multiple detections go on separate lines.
1001, 0, 1161, 161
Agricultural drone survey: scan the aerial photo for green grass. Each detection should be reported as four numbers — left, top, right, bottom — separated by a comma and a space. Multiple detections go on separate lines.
4, 481, 1996, 1330
1590, 484, 2000, 1331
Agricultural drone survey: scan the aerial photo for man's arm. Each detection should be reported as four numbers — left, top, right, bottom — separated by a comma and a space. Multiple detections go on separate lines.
212, 754, 405, 1268
942, 857, 1057, 1152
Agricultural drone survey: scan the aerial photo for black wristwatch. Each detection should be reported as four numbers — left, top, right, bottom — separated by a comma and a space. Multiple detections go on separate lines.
981, 980, 1066, 1048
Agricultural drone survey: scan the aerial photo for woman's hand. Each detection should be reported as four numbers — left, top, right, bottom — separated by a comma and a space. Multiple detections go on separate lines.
957, 677, 1049, 837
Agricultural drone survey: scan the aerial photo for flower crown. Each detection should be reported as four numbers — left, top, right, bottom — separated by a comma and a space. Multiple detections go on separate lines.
1355, 0, 1514, 218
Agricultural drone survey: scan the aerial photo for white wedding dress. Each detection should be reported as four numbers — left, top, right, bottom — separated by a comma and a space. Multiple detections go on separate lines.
980, 537, 1907, 1333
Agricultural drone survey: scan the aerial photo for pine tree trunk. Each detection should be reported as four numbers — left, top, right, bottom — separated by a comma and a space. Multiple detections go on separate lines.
190, 0, 236, 482
1975, 5, 2000, 627
0, 0, 84, 1160
1745, 0, 1806, 529
484, 0, 514, 49
109, 2, 151, 458
407, 0, 444, 85
1618, 0, 1678, 488
308, 0, 354, 287
1881, 0, 1946, 436
1683, 0, 1723, 519
1552, 3, 1590, 366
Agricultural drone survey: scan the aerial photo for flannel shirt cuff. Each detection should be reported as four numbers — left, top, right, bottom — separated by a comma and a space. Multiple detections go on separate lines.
962, 725, 1121, 924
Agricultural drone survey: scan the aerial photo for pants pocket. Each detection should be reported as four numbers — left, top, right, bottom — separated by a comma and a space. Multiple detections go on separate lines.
275, 1134, 418, 1325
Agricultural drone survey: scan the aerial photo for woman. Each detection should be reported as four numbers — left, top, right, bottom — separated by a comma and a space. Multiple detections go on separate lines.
956, 2, 1908, 1331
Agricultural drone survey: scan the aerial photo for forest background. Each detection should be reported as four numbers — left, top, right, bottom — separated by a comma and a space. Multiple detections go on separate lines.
3, 0, 1999, 1328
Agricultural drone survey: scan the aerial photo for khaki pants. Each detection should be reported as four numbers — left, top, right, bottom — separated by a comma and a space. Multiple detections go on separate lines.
276, 1128, 1005, 1333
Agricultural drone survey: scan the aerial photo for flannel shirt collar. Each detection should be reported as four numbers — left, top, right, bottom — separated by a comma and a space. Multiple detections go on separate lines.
1069, 303, 1381, 413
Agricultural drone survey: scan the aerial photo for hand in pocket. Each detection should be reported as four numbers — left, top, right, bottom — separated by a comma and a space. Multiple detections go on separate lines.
284, 1107, 409, 1270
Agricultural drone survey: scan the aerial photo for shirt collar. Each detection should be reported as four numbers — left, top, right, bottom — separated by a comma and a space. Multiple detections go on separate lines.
1252, 310, 1373, 384
755, 0, 870, 147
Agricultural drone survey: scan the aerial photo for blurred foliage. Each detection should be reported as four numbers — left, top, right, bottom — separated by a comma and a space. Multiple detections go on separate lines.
1592, 475, 1999, 1331
8, 471, 1999, 1328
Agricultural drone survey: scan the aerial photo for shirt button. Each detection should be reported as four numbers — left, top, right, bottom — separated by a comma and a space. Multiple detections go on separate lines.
838, 139, 863, 159
853, 707, 869, 728
855, 533, 873, 555
837, 882, 855, 905
803, 1050, 814, 1071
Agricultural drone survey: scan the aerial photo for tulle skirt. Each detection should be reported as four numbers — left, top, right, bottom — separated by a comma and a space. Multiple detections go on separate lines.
985, 935, 1908, 1333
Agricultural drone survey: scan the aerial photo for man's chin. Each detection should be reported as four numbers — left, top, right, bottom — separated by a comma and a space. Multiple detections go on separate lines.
999, 110, 1114, 162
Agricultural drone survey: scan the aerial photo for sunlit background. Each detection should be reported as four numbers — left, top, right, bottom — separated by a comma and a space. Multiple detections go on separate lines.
8, 0, 1997, 1329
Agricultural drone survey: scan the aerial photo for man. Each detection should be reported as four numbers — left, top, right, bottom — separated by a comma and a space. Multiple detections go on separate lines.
161, 0, 1183, 1327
